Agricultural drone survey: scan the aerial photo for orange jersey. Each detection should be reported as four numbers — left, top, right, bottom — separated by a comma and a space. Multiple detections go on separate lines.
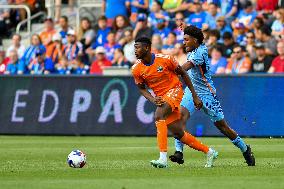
132, 53, 182, 97
40, 30, 57, 46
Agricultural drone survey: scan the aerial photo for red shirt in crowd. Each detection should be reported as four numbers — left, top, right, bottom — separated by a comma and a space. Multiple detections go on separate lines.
256, 0, 278, 12
90, 58, 112, 75
271, 56, 284, 73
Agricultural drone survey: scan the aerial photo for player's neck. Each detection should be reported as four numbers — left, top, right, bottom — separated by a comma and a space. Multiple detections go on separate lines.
142, 53, 153, 65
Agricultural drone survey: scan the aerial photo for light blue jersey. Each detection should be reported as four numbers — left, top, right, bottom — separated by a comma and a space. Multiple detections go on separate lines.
181, 44, 224, 122
187, 44, 216, 96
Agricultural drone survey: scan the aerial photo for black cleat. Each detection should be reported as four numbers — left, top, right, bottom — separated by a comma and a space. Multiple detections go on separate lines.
243, 145, 255, 166
169, 151, 184, 164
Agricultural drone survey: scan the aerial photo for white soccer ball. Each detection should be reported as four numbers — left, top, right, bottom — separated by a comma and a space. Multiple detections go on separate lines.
67, 150, 86, 168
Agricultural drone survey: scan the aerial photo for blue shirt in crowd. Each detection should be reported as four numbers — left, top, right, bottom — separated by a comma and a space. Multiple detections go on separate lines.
104, 0, 128, 19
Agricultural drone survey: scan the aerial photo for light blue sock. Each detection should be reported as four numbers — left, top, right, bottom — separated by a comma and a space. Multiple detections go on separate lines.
232, 136, 247, 153
175, 138, 184, 152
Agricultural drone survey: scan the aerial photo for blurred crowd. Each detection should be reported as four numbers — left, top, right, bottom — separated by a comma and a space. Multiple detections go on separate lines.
1, 0, 284, 75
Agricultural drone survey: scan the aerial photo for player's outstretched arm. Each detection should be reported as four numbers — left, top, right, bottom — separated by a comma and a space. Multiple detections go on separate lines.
136, 83, 164, 107
181, 61, 194, 71
175, 65, 203, 110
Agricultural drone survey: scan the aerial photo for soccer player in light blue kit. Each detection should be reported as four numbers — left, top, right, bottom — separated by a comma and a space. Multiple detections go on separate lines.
169, 25, 255, 167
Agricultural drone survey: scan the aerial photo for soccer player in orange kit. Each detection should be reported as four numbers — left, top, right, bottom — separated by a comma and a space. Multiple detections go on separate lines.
132, 37, 218, 168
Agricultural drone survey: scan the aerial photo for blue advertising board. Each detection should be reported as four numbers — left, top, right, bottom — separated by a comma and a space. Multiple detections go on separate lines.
0, 75, 283, 136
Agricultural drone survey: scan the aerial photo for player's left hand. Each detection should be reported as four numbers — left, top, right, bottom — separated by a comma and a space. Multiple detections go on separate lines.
193, 96, 203, 110
154, 96, 165, 107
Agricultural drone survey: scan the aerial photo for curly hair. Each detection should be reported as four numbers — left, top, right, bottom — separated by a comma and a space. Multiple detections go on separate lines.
184, 25, 204, 44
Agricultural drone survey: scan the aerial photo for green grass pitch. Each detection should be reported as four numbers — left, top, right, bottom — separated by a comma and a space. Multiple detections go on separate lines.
0, 136, 283, 189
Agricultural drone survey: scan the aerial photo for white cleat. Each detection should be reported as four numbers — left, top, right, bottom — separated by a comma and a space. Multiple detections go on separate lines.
150, 159, 168, 168
205, 149, 218, 168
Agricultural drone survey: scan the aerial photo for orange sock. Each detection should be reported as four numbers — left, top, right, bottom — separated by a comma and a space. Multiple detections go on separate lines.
155, 120, 167, 152
180, 132, 209, 153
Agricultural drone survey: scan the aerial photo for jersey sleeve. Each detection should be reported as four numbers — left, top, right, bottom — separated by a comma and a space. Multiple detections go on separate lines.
131, 63, 144, 85
187, 48, 205, 66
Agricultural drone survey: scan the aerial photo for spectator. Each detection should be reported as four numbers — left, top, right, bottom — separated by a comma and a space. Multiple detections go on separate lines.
268, 41, 284, 73
226, 45, 252, 74
5, 34, 25, 59
256, 0, 278, 13
78, 17, 96, 50
46, 33, 65, 64
4, 50, 21, 75
186, 1, 211, 29
63, 29, 83, 63
153, 17, 171, 41
163, 0, 190, 17
90, 46, 112, 75
256, 25, 278, 56
207, 2, 222, 28
20, 34, 46, 73
220, 0, 239, 23
151, 34, 163, 53
58, 16, 71, 45
40, 18, 57, 48
222, 32, 237, 58
133, 13, 153, 39
28, 48, 55, 75
173, 43, 187, 65
252, 16, 265, 39
162, 32, 176, 55
55, 56, 70, 74
112, 15, 132, 43
173, 12, 185, 43
93, 15, 112, 48
245, 31, 257, 60
148, 0, 170, 27
0, 0, 10, 38
206, 29, 221, 53
15, 0, 37, 21
122, 29, 136, 64
209, 45, 228, 74
112, 48, 130, 67
128, 0, 150, 23
237, 1, 258, 29
215, 16, 232, 42
250, 43, 274, 73
233, 22, 247, 45
71, 56, 89, 74
271, 8, 284, 39
102, 0, 130, 25
104, 31, 122, 61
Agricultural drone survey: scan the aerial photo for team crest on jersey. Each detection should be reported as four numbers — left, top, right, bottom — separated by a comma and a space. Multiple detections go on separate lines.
157, 66, 163, 72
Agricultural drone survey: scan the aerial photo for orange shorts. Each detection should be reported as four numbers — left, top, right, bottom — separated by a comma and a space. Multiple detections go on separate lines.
162, 87, 184, 125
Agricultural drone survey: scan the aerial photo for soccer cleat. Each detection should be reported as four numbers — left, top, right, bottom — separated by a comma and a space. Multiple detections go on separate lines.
150, 159, 168, 168
205, 149, 218, 168
243, 145, 255, 166
169, 151, 184, 164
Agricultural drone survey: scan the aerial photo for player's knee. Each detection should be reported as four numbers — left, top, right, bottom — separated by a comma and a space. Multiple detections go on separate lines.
154, 114, 165, 121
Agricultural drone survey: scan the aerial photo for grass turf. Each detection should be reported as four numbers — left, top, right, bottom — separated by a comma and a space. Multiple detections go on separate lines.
0, 136, 283, 189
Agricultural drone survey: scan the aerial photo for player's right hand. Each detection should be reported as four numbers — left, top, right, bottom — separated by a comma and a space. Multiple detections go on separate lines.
193, 96, 203, 110
154, 96, 165, 107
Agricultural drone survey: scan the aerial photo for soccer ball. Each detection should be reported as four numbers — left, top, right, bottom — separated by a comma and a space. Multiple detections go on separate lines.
67, 150, 86, 168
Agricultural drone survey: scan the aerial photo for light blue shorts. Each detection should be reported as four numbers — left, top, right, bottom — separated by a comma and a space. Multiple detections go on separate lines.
181, 87, 224, 122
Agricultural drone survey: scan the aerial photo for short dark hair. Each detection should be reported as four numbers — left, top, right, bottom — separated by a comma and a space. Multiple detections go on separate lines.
211, 44, 223, 55
98, 15, 107, 21
209, 29, 220, 40
184, 25, 204, 44
135, 36, 152, 46
223, 32, 233, 39
169, 31, 177, 37
259, 25, 271, 36
60, 15, 68, 22
233, 44, 244, 51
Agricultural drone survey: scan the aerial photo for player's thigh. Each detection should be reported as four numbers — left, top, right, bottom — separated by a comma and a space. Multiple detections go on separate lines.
155, 102, 172, 121
201, 94, 224, 122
